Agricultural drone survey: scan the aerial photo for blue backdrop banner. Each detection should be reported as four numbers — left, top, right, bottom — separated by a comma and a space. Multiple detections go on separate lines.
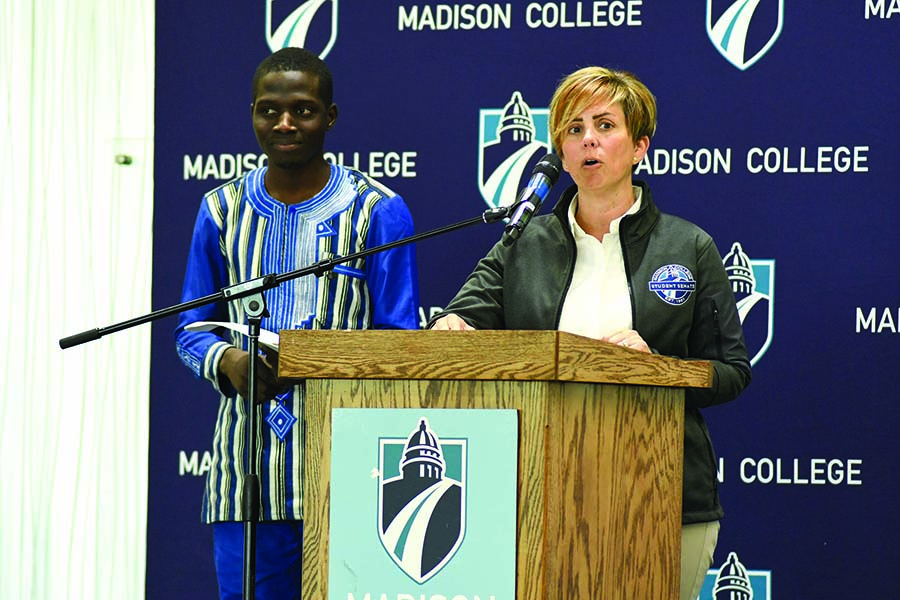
149, 2, 900, 598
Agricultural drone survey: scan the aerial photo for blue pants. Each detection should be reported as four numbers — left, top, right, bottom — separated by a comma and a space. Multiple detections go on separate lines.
212, 521, 303, 600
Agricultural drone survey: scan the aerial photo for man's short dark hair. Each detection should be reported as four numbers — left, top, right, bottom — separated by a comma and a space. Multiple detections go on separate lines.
251, 47, 334, 106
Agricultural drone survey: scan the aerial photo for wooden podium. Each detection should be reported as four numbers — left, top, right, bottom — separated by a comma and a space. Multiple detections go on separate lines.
279, 329, 712, 599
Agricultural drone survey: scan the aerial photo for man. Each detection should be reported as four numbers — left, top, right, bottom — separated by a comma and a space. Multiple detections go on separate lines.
174, 47, 419, 599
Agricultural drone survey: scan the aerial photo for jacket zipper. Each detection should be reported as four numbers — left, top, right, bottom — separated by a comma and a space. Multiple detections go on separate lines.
712, 300, 724, 360
620, 232, 637, 329
553, 219, 579, 328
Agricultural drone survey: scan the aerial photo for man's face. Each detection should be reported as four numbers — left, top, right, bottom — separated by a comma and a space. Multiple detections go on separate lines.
251, 70, 336, 171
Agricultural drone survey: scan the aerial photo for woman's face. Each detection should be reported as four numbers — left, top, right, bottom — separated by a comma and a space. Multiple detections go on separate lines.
559, 98, 648, 196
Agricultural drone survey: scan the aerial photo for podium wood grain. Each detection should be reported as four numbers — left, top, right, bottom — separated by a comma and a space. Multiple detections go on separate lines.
280, 330, 710, 599
279, 329, 711, 387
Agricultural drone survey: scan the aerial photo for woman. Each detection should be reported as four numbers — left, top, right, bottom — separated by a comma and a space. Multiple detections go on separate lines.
430, 66, 751, 599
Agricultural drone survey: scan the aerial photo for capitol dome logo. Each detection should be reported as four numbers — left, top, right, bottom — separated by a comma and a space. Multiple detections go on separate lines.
478, 91, 552, 211
266, 0, 339, 59
378, 418, 467, 583
707, 0, 783, 70
700, 551, 772, 599
724, 242, 774, 366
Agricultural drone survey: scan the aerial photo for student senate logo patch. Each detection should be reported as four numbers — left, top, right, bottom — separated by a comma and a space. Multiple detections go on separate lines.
649, 264, 697, 305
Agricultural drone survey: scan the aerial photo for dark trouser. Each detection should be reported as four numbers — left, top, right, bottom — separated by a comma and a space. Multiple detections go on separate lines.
212, 520, 303, 600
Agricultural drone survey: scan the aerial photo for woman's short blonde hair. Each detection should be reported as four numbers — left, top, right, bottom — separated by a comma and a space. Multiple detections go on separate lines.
548, 66, 657, 154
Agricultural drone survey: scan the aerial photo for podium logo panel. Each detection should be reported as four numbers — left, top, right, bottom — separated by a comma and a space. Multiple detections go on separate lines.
329, 408, 517, 599
378, 418, 466, 583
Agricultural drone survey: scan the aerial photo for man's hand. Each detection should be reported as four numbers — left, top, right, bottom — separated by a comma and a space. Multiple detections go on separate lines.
219, 347, 290, 402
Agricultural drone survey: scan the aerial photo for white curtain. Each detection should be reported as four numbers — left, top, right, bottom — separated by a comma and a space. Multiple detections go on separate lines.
1, 1, 154, 599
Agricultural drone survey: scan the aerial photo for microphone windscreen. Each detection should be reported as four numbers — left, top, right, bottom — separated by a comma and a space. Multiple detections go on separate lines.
532, 154, 562, 184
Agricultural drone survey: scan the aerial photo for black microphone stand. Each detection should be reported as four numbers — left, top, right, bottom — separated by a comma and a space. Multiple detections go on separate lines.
59, 203, 514, 600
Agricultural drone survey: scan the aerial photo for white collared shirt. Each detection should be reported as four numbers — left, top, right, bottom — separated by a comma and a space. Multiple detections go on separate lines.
558, 186, 642, 340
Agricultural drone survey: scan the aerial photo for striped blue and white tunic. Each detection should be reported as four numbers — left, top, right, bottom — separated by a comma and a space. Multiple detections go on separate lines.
175, 164, 419, 523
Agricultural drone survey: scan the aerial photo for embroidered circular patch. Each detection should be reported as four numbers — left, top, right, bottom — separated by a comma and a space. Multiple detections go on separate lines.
649, 264, 697, 305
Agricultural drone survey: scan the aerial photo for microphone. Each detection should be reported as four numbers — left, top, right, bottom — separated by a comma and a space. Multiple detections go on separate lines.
502, 153, 563, 246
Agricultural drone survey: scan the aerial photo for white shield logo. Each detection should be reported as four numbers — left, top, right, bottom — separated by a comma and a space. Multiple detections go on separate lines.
266, 0, 339, 59
707, 0, 784, 70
